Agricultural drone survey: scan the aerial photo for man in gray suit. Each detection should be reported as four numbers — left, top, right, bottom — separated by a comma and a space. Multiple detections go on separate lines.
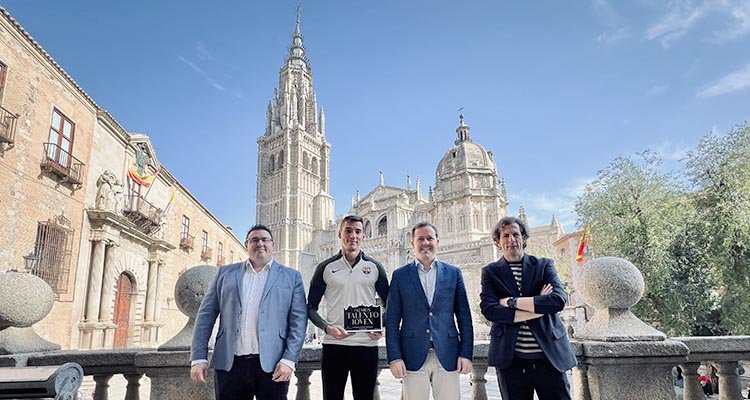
191, 224, 307, 399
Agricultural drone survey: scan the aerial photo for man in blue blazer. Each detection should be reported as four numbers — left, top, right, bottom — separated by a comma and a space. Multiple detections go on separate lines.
191, 225, 307, 400
385, 222, 474, 399
480, 216, 576, 400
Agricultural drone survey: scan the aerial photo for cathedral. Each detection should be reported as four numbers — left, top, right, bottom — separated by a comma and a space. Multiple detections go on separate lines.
255, 13, 565, 335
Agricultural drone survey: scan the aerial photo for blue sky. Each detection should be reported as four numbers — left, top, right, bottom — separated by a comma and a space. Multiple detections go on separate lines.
4, 0, 749, 237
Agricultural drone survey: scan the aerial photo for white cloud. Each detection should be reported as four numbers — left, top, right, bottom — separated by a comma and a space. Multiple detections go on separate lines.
645, 0, 750, 47
511, 177, 595, 232
697, 64, 750, 97
195, 41, 214, 61
592, 0, 631, 44
177, 55, 226, 92
653, 141, 690, 161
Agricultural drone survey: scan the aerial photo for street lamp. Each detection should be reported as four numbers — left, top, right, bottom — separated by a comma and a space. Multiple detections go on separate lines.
23, 253, 38, 273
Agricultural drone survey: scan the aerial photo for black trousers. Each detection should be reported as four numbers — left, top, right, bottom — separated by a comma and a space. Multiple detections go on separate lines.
496, 357, 571, 400
215, 355, 289, 400
321, 344, 378, 400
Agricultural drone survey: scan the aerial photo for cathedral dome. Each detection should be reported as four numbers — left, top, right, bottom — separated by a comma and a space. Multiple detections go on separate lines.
435, 115, 497, 181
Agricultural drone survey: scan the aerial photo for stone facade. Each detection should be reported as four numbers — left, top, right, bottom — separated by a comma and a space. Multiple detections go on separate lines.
255, 16, 568, 338
0, 7, 245, 350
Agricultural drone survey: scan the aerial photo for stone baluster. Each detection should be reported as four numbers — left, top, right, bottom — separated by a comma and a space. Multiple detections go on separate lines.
470, 364, 488, 400
92, 374, 113, 400
572, 364, 592, 400
124, 373, 143, 400
679, 362, 704, 400
294, 369, 312, 400
716, 361, 742, 400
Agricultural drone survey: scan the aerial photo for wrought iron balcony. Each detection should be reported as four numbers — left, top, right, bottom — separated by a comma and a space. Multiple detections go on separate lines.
0, 105, 19, 146
201, 247, 213, 261
40, 142, 84, 186
179, 234, 194, 250
123, 194, 163, 234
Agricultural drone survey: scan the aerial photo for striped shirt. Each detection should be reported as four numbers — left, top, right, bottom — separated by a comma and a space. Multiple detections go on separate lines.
509, 261, 544, 358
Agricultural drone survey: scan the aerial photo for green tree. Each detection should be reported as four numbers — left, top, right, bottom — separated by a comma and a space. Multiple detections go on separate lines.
574, 151, 715, 335
684, 123, 750, 334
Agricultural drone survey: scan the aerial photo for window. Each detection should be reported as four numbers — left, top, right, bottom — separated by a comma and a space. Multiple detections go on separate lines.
230, 250, 234, 263
47, 109, 75, 168
0, 61, 6, 102
31, 215, 74, 295
181, 216, 190, 239
202, 231, 208, 252
377, 216, 388, 236
218, 242, 223, 258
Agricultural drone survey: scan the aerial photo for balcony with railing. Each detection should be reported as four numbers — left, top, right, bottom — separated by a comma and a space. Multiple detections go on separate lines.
179, 234, 194, 250
201, 247, 212, 262
40, 142, 84, 186
217, 255, 226, 266
0, 105, 19, 146
2, 258, 750, 400
123, 194, 163, 234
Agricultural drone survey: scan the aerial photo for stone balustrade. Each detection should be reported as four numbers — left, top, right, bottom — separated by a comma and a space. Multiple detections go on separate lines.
3, 259, 750, 399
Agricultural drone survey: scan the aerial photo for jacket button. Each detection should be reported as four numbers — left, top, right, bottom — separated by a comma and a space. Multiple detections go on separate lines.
429, 312, 433, 317
426, 329, 431, 334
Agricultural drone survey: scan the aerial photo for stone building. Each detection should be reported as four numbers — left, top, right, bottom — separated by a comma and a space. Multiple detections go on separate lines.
0, 7, 245, 350
254, 15, 567, 337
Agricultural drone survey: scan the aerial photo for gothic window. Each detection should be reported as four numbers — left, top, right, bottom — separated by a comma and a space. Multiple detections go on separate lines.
447, 217, 454, 233
473, 213, 480, 229
377, 216, 388, 236
303, 152, 310, 170
277, 150, 284, 169
47, 108, 75, 168
364, 220, 372, 238
31, 215, 74, 295
269, 155, 276, 173
486, 212, 494, 230
458, 214, 466, 231
312, 157, 319, 175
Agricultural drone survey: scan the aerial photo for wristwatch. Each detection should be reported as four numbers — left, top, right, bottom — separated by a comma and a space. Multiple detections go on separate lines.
507, 297, 517, 309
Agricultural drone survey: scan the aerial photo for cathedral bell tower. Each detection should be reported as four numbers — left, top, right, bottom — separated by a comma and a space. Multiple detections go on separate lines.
256, 9, 334, 268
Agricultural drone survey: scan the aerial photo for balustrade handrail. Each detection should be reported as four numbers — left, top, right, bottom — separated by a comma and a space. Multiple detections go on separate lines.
0, 105, 19, 145
41, 142, 85, 184
124, 193, 163, 224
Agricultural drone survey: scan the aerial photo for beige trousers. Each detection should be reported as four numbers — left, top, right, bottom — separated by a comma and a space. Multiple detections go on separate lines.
402, 349, 460, 400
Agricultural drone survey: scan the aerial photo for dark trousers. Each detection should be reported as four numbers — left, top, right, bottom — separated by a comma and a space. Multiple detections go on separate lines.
215, 355, 289, 400
321, 344, 378, 400
496, 358, 571, 400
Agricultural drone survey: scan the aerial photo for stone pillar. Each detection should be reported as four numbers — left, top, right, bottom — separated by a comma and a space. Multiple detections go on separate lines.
679, 362, 703, 400
99, 242, 118, 348
716, 361, 742, 399
0, 272, 60, 354
572, 364, 592, 400
152, 260, 164, 343
573, 257, 690, 400
470, 364, 488, 400
294, 369, 312, 400
144, 259, 157, 322
85, 239, 106, 321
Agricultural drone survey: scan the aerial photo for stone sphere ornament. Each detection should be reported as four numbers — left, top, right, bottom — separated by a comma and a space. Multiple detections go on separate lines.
159, 265, 218, 351
579, 256, 644, 310
0, 271, 61, 354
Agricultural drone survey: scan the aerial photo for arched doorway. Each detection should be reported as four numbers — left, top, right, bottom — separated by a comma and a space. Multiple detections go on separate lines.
113, 273, 133, 349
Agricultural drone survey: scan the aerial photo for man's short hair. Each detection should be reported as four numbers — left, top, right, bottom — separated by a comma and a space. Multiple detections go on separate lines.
492, 216, 529, 249
411, 222, 439, 239
339, 215, 364, 231
246, 224, 273, 243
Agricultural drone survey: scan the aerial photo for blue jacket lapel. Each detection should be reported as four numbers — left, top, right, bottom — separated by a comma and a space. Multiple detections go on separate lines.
261, 261, 281, 303
433, 261, 449, 307
407, 262, 431, 309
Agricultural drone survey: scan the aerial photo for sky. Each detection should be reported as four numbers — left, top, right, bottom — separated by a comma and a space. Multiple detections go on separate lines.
3, 0, 749, 238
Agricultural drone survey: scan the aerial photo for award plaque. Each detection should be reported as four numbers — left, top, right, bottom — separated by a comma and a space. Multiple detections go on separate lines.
343, 304, 382, 332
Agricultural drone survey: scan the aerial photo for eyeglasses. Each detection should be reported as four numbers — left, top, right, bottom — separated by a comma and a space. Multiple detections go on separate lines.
247, 237, 273, 244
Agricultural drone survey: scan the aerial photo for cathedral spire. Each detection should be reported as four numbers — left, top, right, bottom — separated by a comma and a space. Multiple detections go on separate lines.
285, 4, 310, 70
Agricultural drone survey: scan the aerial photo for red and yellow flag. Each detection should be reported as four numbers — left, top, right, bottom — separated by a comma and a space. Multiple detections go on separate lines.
576, 228, 589, 263
128, 166, 157, 187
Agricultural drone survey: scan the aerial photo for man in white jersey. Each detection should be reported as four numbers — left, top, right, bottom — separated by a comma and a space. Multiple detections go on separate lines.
307, 215, 389, 400
480, 216, 576, 400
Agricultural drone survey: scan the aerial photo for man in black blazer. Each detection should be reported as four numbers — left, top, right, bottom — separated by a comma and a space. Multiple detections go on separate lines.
480, 216, 576, 400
